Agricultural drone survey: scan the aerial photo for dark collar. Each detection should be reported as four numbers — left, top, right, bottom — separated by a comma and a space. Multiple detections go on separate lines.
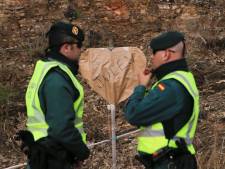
45, 49, 79, 76
153, 58, 189, 80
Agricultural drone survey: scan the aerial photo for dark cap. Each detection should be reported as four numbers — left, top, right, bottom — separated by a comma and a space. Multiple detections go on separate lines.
46, 21, 84, 49
149, 31, 185, 53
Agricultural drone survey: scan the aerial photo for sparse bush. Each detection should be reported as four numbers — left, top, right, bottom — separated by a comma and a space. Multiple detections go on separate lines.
0, 84, 10, 105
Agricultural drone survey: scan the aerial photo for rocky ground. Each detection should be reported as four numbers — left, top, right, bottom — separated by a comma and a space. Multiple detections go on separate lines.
0, 0, 225, 169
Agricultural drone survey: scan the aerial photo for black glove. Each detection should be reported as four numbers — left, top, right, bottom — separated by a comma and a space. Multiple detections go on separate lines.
15, 130, 35, 155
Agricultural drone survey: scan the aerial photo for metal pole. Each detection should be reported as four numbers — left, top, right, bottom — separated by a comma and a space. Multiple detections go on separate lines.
88, 129, 140, 148
4, 163, 27, 169
108, 104, 117, 169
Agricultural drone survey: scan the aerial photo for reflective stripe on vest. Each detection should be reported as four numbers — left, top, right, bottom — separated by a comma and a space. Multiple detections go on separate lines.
137, 71, 199, 154
139, 126, 165, 137
26, 60, 86, 143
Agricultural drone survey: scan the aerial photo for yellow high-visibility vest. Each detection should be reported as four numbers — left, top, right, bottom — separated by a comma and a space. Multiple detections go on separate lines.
137, 71, 199, 154
26, 60, 86, 143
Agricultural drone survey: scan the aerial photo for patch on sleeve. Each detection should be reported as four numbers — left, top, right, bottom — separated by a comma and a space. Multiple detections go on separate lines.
157, 83, 166, 91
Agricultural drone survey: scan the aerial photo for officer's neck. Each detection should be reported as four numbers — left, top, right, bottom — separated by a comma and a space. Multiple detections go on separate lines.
154, 58, 189, 80
45, 49, 79, 75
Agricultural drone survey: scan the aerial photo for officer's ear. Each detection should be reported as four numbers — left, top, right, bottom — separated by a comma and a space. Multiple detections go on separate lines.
61, 43, 71, 52
59, 43, 71, 56
162, 50, 170, 61
63, 43, 70, 50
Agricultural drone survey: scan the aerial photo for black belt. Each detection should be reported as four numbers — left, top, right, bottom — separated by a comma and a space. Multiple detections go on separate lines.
136, 138, 192, 168
137, 149, 195, 169
136, 147, 177, 169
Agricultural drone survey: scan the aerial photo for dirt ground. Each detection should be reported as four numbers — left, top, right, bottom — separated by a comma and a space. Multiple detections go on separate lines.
0, 0, 225, 169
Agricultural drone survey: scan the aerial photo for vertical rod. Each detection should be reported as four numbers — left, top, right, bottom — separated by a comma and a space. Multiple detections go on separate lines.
108, 104, 117, 169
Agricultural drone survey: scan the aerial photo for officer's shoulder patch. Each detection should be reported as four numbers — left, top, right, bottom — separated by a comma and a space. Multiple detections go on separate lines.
157, 83, 166, 91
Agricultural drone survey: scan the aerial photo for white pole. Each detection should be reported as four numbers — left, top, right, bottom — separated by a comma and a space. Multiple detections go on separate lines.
4, 163, 27, 169
108, 104, 117, 169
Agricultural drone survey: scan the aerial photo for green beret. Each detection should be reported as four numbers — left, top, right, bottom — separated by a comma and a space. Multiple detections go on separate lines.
150, 31, 185, 53
46, 21, 84, 48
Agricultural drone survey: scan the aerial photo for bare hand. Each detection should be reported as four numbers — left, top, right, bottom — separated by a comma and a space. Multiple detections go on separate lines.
138, 68, 152, 87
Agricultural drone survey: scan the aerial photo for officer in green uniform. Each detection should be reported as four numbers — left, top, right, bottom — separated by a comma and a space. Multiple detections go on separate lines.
18, 21, 90, 169
124, 32, 199, 169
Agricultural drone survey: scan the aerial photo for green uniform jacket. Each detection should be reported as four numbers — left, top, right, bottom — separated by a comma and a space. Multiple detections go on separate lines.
37, 51, 89, 160
124, 59, 194, 140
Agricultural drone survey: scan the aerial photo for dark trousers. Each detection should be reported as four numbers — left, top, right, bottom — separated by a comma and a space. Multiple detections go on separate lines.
147, 154, 197, 169
26, 140, 75, 169
26, 158, 73, 169
17, 131, 76, 169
